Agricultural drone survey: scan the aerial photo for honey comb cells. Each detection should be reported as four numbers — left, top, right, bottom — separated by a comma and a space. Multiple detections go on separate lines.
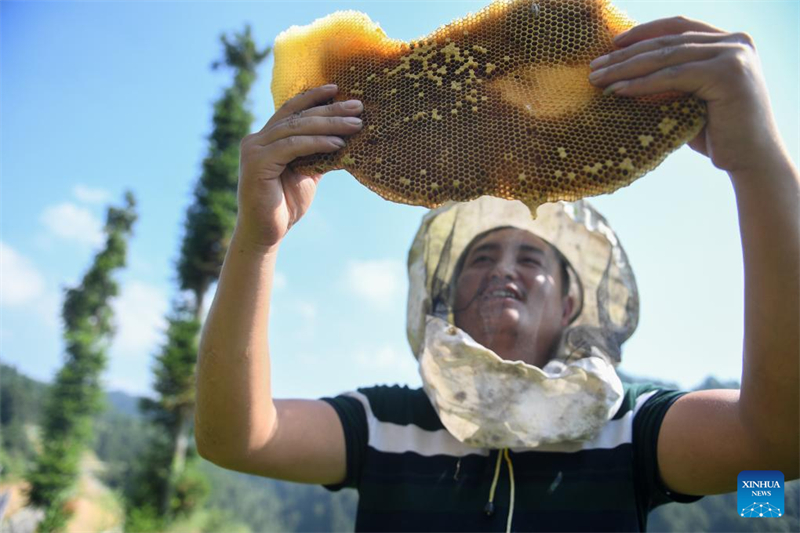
272, 0, 706, 212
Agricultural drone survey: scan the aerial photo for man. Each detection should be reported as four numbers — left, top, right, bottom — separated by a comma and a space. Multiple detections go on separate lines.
194, 16, 798, 532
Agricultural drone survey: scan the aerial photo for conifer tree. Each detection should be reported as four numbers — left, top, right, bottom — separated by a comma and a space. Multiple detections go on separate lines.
178, 24, 271, 306
128, 25, 270, 528
26, 192, 137, 532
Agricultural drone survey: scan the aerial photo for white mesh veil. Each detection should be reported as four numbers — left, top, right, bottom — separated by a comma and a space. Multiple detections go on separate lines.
406, 197, 639, 447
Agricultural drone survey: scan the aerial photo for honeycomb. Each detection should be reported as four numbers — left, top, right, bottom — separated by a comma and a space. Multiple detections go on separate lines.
272, 0, 706, 212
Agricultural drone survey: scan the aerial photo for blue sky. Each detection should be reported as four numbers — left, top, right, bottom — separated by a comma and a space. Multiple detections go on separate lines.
1, 0, 798, 399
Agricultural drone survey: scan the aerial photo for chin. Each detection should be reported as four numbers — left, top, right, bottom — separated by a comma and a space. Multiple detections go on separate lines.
473, 320, 524, 349
475, 316, 519, 338
478, 303, 521, 322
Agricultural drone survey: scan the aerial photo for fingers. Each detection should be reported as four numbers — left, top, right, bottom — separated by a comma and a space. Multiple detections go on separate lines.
598, 57, 718, 97
296, 99, 364, 119
258, 135, 346, 167
268, 84, 340, 127
253, 85, 364, 149
614, 16, 725, 47
589, 42, 739, 89
589, 25, 757, 99
591, 32, 731, 70
258, 114, 363, 146
266, 98, 364, 137
240, 84, 364, 176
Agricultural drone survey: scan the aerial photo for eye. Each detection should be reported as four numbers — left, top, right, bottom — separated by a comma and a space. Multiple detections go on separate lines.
471, 255, 491, 265
520, 256, 543, 266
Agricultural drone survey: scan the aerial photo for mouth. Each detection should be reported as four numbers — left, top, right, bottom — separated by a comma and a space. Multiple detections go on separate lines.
482, 284, 524, 301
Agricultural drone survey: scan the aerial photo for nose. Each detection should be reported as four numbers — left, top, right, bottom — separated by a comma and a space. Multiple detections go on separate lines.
489, 256, 517, 281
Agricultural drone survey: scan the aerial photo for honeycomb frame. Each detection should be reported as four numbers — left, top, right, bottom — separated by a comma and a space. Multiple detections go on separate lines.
272, 0, 706, 212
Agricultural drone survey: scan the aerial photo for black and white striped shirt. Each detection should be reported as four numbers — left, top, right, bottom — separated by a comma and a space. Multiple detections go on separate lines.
321, 382, 702, 532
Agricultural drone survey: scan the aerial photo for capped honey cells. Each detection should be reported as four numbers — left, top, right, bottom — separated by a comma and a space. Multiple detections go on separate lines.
271, 0, 706, 212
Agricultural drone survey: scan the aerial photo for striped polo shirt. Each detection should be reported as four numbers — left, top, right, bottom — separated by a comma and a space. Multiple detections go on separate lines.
321, 382, 702, 532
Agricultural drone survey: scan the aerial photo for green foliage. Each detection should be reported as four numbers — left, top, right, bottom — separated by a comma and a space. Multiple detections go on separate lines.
271, 480, 358, 532
171, 461, 211, 519
199, 460, 358, 532
123, 389, 208, 528
26, 192, 137, 531
124, 505, 165, 533
124, 439, 210, 526
105, 389, 142, 417
37, 503, 70, 533
0, 364, 48, 477
26, 437, 81, 499
1, 365, 48, 428
140, 303, 201, 429
177, 25, 271, 295
159, 507, 250, 533
197, 508, 251, 533
200, 461, 289, 532
130, 24, 271, 529
123, 429, 172, 524
127, 301, 204, 523
92, 407, 159, 490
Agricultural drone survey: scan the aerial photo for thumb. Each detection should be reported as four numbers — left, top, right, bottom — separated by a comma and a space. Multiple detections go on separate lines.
688, 126, 709, 157
283, 171, 323, 219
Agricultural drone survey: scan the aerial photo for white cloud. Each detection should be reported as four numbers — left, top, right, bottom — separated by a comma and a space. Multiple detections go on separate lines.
110, 280, 169, 362
40, 202, 104, 246
0, 242, 46, 307
343, 259, 405, 309
73, 184, 111, 205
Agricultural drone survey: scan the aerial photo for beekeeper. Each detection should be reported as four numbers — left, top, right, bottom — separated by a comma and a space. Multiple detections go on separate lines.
194, 16, 798, 533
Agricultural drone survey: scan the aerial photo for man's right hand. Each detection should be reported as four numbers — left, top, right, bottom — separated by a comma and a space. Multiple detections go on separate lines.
235, 84, 363, 252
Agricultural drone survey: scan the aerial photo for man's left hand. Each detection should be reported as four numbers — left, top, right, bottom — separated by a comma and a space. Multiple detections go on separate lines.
588, 16, 782, 175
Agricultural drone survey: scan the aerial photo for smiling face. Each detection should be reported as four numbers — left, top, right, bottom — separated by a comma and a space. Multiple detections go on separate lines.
452, 227, 574, 368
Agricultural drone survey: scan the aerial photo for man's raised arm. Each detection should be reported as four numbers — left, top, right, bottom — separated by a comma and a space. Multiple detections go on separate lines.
194, 85, 364, 484
590, 16, 799, 495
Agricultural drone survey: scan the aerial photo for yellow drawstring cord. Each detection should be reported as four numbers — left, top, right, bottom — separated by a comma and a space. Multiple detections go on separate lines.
484, 449, 516, 533
485, 450, 503, 515
505, 449, 516, 533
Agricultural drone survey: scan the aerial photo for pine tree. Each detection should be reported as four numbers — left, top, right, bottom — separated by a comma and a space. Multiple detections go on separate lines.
178, 24, 271, 305
126, 25, 270, 528
26, 192, 137, 532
